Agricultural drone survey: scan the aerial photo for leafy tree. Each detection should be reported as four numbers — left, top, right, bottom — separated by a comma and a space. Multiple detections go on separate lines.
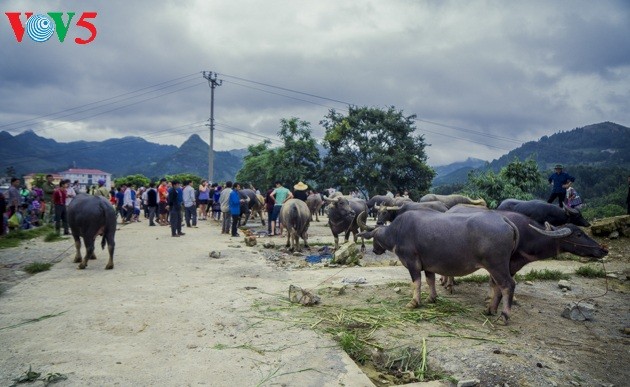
320, 106, 434, 199
236, 117, 321, 191
235, 141, 277, 190
273, 117, 320, 188
463, 157, 545, 208
165, 173, 203, 188
114, 174, 151, 188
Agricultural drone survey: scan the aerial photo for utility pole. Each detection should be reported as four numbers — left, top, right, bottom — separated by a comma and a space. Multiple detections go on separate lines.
202, 71, 222, 183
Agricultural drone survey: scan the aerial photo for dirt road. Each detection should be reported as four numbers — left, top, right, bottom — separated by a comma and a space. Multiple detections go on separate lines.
0, 214, 628, 386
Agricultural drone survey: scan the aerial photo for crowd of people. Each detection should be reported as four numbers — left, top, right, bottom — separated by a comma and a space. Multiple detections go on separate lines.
2, 164, 628, 236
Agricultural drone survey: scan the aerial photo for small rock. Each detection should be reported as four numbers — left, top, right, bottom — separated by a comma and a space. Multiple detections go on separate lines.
458, 379, 480, 387
525, 281, 534, 286
558, 280, 571, 290
608, 230, 619, 239
341, 277, 367, 285
606, 273, 618, 279
292, 252, 302, 257
389, 260, 398, 266
570, 381, 580, 386
394, 287, 401, 294
209, 251, 221, 259
263, 241, 276, 248
187, 344, 198, 349
550, 382, 558, 387
621, 327, 630, 335
561, 302, 596, 321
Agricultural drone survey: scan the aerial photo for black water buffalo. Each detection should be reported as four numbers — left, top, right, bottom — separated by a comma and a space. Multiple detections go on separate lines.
497, 199, 590, 227
279, 199, 311, 251
238, 189, 265, 226
67, 193, 117, 270
359, 209, 520, 321
325, 196, 368, 250
375, 201, 448, 225
306, 192, 323, 222
446, 204, 608, 302
420, 194, 487, 209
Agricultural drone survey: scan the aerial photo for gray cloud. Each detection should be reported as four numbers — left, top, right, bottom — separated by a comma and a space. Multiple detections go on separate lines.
1, 0, 628, 166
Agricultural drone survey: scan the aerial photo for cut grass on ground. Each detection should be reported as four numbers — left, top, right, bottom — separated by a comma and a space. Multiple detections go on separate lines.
23, 262, 53, 274
0, 225, 54, 249
575, 265, 607, 278
456, 269, 570, 283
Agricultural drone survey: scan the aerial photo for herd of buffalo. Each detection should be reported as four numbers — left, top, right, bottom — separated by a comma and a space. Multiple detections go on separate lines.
66, 191, 607, 323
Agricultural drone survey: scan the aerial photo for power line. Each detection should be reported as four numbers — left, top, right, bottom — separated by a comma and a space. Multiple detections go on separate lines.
0, 72, 200, 131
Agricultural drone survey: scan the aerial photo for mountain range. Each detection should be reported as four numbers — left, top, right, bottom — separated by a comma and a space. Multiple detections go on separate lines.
1, 122, 628, 185
431, 121, 630, 187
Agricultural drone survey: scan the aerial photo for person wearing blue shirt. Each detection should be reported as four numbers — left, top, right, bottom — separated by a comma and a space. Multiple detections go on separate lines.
547, 164, 575, 208
229, 183, 244, 237
168, 180, 185, 237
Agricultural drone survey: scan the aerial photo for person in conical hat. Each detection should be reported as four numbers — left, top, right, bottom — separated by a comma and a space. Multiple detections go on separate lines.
293, 181, 308, 202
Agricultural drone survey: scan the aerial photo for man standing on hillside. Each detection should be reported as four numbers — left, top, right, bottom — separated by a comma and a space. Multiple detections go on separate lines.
547, 164, 575, 208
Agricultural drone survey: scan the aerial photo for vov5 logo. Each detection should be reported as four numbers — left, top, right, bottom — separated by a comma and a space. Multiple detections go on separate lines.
5, 12, 97, 44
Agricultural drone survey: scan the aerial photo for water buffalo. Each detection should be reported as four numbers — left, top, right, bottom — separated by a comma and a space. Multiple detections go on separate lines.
306, 192, 323, 222
358, 209, 520, 321
238, 189, 265, 226
67, 193, 116, 270
497, 199, 590, 227
446, 204, 608, 301
420, 194, 487, 209
278, 199, 311, 251
325, 196, 368, 251
375, 201, 448, 225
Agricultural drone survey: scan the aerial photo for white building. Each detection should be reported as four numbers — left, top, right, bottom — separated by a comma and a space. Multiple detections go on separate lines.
59, 168, 112, 192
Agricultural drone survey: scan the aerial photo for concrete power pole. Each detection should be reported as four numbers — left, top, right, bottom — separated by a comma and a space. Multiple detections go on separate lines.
202, 71, 222, 183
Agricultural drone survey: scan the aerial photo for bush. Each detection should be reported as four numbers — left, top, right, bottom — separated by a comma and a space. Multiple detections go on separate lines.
23, 262, 52, 274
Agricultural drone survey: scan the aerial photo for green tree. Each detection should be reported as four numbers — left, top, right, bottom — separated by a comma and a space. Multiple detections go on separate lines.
235, 141, 276, 190
114, 174, 151, 188
462, 157, 545, 208
31, 173, 46, 189
273, 117, 320, 187
236, 117, 321, 191
320, 106, 434, 199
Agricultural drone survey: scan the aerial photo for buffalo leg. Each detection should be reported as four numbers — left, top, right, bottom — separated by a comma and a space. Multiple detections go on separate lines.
302, 231, 309, 249
486, 272, 515, 323
72, 235, 82, 263
404, 258, 423, 308
79, 241, 94, 269
424, 271, 438, 303
105, 236, 115, 270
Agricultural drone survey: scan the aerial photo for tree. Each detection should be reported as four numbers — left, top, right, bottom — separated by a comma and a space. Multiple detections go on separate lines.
273, 117, 320, 187
236, 117, 321, 191
320, 106, 434, 199
235, 141, 276, 190
165, 173, 203, 188
462, 157, 545, 208
114, 174, 151, 188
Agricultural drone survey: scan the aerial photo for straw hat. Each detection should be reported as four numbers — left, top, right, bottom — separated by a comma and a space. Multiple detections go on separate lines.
294, 181, 308, 190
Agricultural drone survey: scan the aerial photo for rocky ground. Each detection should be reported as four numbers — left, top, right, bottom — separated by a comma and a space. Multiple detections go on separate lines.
0, 214, 628, 386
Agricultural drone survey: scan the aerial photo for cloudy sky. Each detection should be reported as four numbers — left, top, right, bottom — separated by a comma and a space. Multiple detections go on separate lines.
1, 0, 629, 166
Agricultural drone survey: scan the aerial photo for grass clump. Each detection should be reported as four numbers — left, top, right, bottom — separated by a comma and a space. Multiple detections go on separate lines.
515, 269, 569, 282
0, 225, 54, 249
44, 231, 66, 242
575, 265, 607, 278
23, 262, 52, 274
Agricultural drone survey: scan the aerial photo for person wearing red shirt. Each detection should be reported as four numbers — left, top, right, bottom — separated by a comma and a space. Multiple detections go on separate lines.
53, 179, 70, 235
157, 178, 169, 226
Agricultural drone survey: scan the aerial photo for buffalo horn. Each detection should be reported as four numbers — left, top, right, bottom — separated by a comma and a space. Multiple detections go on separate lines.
357, 211, 375, 231
529, 222, 572, 238
564, 205, 578, 215
384, 206, 400, 211
323, 196, 339, 203
471, 198, 487, 206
